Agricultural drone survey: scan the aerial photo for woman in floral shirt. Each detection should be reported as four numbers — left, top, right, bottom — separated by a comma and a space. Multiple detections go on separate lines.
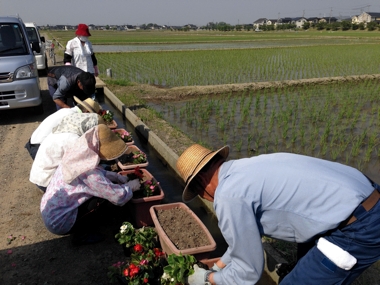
40, 124, 140, 241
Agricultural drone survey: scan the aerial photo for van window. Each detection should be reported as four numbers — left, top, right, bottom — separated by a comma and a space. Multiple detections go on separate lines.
0, 23, 28, 56
25, 26, 41, 53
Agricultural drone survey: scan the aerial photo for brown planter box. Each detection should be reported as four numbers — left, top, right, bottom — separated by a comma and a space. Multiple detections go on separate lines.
116, 145, 149, 170
150, 202, 217, 260
119, 168, 164, 227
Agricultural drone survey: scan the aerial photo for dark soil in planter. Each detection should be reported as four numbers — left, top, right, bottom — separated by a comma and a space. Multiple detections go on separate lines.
118, 152, 146, 166
156, 207, 210, 250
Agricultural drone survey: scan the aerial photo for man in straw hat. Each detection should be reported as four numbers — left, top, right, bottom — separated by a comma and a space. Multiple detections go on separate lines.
177, 144, 380, 285
25, 97, 102, 160
40, 124, 140, 246
47, 65, 96, 110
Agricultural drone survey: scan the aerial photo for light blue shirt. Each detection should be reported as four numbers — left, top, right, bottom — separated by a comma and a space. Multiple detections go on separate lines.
212, 153, 373, 285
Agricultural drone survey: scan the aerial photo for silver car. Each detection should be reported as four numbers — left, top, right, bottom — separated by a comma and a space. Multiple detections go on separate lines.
0, 16, 43, 114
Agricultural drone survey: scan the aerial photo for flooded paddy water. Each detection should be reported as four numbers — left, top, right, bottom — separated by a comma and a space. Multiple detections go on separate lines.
93, 38, 377, 52
148, 79, 380, 182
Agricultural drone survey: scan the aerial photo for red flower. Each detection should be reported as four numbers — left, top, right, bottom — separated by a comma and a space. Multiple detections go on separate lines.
133, 244, 143, 253
123, 268, 129, 277
133, 166, 144, 179
129, 266, 140, 278
143, 277, 149, 283
140, 259, 149, 265
153, 248, 165, 257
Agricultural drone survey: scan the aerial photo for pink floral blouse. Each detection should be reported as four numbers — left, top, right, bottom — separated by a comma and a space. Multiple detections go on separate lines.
40, 165, 133, 235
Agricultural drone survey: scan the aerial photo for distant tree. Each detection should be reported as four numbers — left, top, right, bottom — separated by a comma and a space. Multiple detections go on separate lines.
358, 22, 365, 30
105, 25, 110, 30
235, 24, 242, 31
367, 21, 378, 31
302, 22, 310, 30
352, 23, 359, 30
341, 20, 352, 31
316, 22, 326, 30
331, 22, 340, 31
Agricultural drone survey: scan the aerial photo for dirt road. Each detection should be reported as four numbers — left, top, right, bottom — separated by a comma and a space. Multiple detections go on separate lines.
0, 76, 129, 285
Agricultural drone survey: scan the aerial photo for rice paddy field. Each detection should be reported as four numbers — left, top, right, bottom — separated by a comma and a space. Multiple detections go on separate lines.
150, 80, 380, 178
95, 45, 380, 86
49, 29, 380, 179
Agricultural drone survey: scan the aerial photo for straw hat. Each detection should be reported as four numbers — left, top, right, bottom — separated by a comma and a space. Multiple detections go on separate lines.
176, 144, 229, 203
98, 124, 128, 160
97, 115, 105, 125
74, 96, 102, 113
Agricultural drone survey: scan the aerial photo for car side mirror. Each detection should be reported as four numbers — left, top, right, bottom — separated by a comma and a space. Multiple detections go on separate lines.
40, 36, 45, 43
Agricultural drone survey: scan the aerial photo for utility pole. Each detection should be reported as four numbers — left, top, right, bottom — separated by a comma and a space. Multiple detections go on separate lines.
329, 7, 333, 24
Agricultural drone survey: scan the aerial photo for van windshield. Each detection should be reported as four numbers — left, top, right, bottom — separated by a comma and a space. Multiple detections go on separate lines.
0, 23, 28, 56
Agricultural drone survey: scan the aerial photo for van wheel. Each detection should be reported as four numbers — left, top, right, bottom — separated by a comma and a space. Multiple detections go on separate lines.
33, 103, 44, 115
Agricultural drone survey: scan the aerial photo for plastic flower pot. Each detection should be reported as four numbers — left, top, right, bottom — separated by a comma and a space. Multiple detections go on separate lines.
116, 145, 149, 170
150, 202, 217, 261
119, 169, 164, 227
106, 119, 118, 129
113, 128, 134, 146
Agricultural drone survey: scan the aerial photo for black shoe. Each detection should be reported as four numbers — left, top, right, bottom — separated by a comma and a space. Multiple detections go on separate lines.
276, 262, 296, 282
71, 233, 106, 246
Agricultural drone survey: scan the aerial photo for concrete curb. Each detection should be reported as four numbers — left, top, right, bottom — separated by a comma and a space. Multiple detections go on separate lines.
104, 87, 180, 174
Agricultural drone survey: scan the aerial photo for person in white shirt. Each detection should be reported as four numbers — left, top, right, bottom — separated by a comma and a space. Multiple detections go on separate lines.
64, 24, 98, 77
25, 97, 102, 160
29, 113, 104, 193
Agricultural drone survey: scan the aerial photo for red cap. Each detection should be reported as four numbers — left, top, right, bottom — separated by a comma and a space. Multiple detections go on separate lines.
75, 24, 91, 37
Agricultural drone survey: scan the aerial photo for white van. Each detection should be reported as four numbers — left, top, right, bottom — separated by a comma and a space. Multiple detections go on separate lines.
25, 22, 47, 75
0, 16, 43, 114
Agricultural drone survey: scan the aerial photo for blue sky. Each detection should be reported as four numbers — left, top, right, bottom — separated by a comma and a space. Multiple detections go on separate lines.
2, 0, 380, 26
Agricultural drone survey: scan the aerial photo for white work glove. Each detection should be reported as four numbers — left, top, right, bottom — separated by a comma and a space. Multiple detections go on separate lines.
188, 264, 210, 285
105, 171, 129, 184
125, 179, 141, 192
65, 62, 71, 66
211, 263, 222, 272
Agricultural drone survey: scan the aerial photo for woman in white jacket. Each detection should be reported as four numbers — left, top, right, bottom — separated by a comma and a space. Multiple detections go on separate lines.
64, 24, 98, 77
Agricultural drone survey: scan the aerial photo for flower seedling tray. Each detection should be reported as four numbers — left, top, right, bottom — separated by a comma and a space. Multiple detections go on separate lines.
150, 202, 217, 261
116, 145, 149, 170
113, 128, 134, 146
119, 169, 165, 227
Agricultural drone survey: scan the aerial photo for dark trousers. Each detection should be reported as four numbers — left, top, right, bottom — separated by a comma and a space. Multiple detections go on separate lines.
67, 197, 107, 234
24, 139, 40, 160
